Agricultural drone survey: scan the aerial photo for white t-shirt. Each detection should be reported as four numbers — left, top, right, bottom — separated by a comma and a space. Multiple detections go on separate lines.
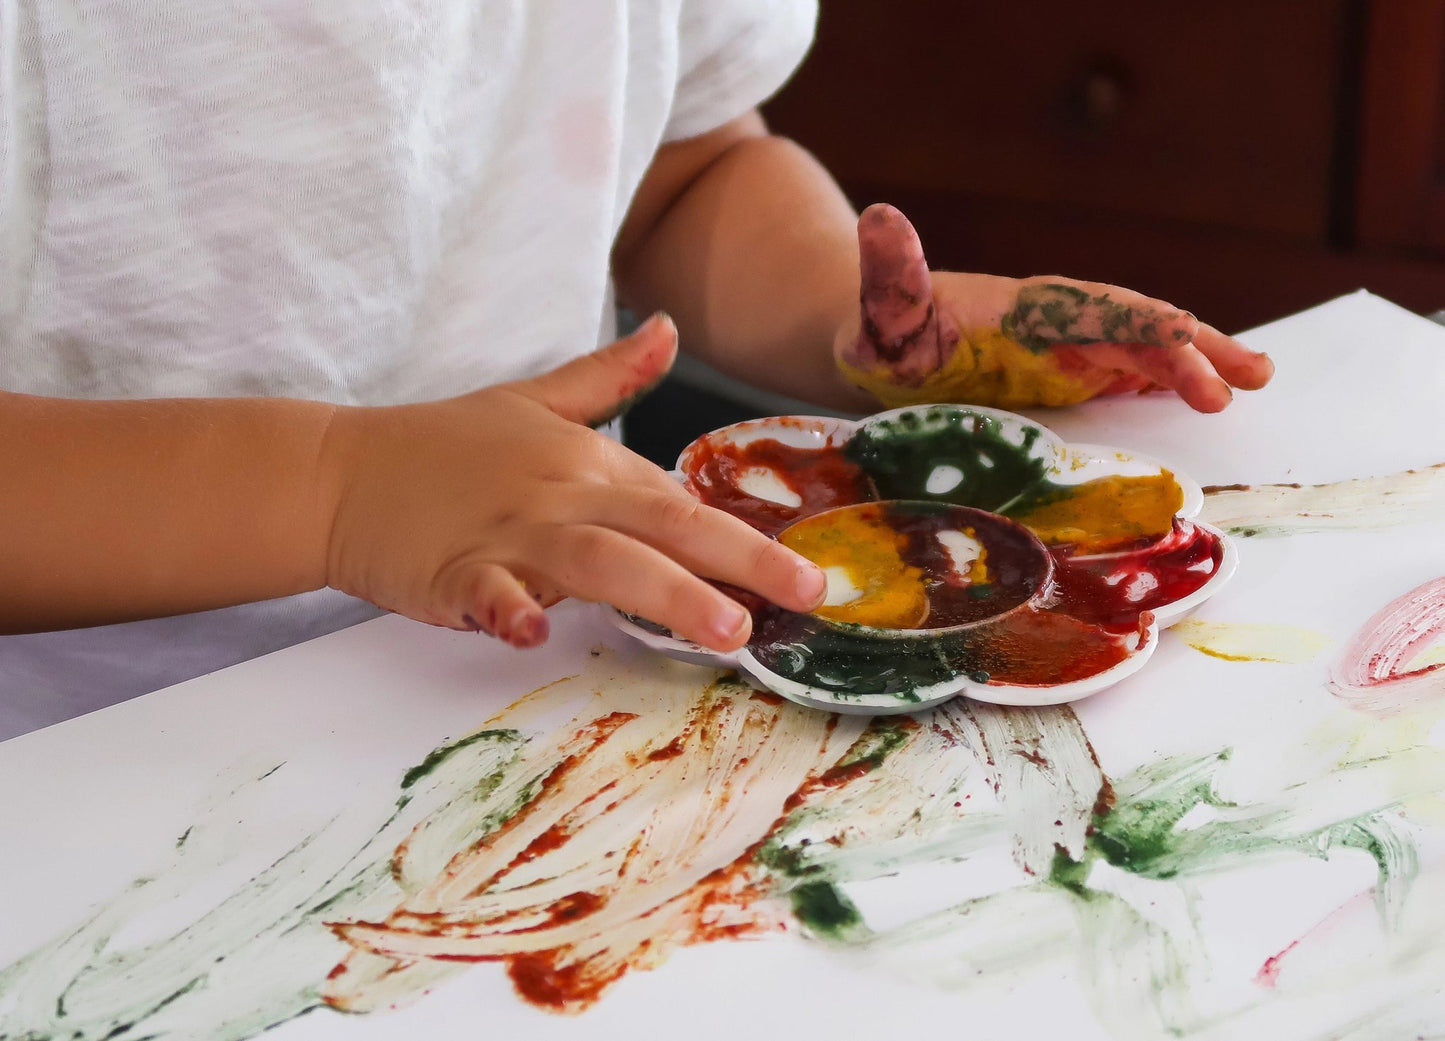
0, 0, 818, 740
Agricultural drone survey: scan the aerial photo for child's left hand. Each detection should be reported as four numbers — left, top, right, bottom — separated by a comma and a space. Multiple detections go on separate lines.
834, 204, 1274, 413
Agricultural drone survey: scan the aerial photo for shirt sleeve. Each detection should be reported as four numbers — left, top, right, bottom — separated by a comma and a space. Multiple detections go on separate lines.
664, 0, 818, 143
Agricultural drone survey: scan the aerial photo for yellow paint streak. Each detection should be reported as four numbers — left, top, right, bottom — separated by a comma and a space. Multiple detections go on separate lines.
1309, 698, 1445, 827
1170, 621, 1332, 664
1406, 644, 1445, 672
1008, 473, 1183, 551
779, 507, 928, 628
839, 327, 1116, 410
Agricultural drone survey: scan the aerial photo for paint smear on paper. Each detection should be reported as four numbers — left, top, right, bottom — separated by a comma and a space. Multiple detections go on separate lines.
1329, 576, 1445, 715
1170, 620, 1331, 664
1201, 462, 1445, 537
324, 671, 859, 1015
2, 643, 1441, 1040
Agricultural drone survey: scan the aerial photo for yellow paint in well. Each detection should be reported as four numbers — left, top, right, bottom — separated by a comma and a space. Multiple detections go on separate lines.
839, 327, 1117, 410
1170, 620, 1332, 664
1007, 473, 1183, 551
779, 507, 928, 628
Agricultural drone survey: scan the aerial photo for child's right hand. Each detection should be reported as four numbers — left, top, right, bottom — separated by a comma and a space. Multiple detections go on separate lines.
320, 314, 827, 652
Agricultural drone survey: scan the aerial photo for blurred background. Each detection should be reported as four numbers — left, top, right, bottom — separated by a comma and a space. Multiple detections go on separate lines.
626, 0, 1445, 465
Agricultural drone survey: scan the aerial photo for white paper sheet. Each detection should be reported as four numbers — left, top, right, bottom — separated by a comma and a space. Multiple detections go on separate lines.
3, 291, 1444, 1041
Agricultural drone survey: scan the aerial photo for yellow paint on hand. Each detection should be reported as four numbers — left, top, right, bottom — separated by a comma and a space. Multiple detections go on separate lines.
1007, 473, 1183, 551
1170, 620, 1332, 664
779, 506, 928, 628
839, 327, 1118, 410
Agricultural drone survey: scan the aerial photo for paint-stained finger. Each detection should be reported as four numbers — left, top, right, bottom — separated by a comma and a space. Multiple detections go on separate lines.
525, 524, 754, 652
1072, 341, 1233, 413
435, 559, 551, 648
567, 484, 827, 613
1191, 323, 1274, 390
848, 203, 949, 380
1001, 277, 1198, 352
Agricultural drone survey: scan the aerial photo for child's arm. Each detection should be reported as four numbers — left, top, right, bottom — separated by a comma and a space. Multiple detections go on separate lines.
612, 111, 1273, 413
0, 316, 825, 650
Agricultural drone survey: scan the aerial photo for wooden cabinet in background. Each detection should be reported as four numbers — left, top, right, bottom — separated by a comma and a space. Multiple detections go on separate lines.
763, 0, 1445, 332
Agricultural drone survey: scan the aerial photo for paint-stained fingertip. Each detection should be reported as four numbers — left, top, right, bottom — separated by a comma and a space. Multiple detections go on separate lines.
504, 608, 551, 649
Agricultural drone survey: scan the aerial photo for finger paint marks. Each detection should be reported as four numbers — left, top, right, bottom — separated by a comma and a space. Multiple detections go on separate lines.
840, 285, 1189, 411
1329, 576, 1445, 715
2, 645, 1440, 1038
1170, 620, 1332, 664
839, 326, 1120, 410
1001, 284, 1190, 354
1201, 462, 1445, 537
323, 670, 846, 1015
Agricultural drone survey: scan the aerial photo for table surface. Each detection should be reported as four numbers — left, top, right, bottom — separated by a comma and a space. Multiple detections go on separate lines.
3, 290, 1444, 1041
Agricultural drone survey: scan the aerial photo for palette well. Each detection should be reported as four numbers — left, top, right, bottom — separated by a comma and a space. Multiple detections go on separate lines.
610, 403, 1236, 713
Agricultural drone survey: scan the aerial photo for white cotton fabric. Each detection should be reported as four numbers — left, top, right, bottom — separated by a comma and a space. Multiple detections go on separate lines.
0, 0, 817, 740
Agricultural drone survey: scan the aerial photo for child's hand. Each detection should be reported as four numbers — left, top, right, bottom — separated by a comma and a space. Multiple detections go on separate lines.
320, 315, 827, 652
833, 204, 1274, 412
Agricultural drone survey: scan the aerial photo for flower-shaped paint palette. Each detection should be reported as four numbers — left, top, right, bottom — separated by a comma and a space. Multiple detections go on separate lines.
610, 404, 1236, 714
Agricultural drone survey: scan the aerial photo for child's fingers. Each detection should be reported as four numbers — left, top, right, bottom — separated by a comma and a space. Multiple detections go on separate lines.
525, 524, 754, 652
1073, 341, 1233, 413
1191, 323, 1274, 390
519, 312, 679, 428
1001, 277, 1198, 352
568, 484, 827, 613
436, 560, 550, 648
842, 203, 950, 382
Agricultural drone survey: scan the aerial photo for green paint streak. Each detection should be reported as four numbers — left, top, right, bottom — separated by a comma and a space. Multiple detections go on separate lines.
789, 881, 868, 943
1087, 753, 1228, 879
400, 727, 522, 796
1048, 846, 1092, 896
832, 719, 915, 774
844, 405, 1052, 513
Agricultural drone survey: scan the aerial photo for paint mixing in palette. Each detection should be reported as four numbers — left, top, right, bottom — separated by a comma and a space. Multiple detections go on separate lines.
612, 404, 1236, 712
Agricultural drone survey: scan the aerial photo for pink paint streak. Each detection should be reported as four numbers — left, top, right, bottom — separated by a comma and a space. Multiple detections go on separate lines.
1328, 575, 1445, 715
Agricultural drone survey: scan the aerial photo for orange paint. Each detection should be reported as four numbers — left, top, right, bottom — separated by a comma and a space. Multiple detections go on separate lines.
1007, 473, 1183, 553
778, 502, 928, 629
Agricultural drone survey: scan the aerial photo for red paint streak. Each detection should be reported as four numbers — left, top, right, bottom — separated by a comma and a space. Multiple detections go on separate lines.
508, 951, 624, 1015
683, 436, 873, 536
1253, 938, 1300, 987
326, 686, 802, 1017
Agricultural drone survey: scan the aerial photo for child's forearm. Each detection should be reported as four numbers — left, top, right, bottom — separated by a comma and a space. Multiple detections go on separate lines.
0, 319, 828, 652
613, 118, 874, 411
0, 391, 338, 633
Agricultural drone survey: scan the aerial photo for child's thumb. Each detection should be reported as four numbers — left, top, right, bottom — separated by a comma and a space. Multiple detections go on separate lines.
520, 312, 679, 427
